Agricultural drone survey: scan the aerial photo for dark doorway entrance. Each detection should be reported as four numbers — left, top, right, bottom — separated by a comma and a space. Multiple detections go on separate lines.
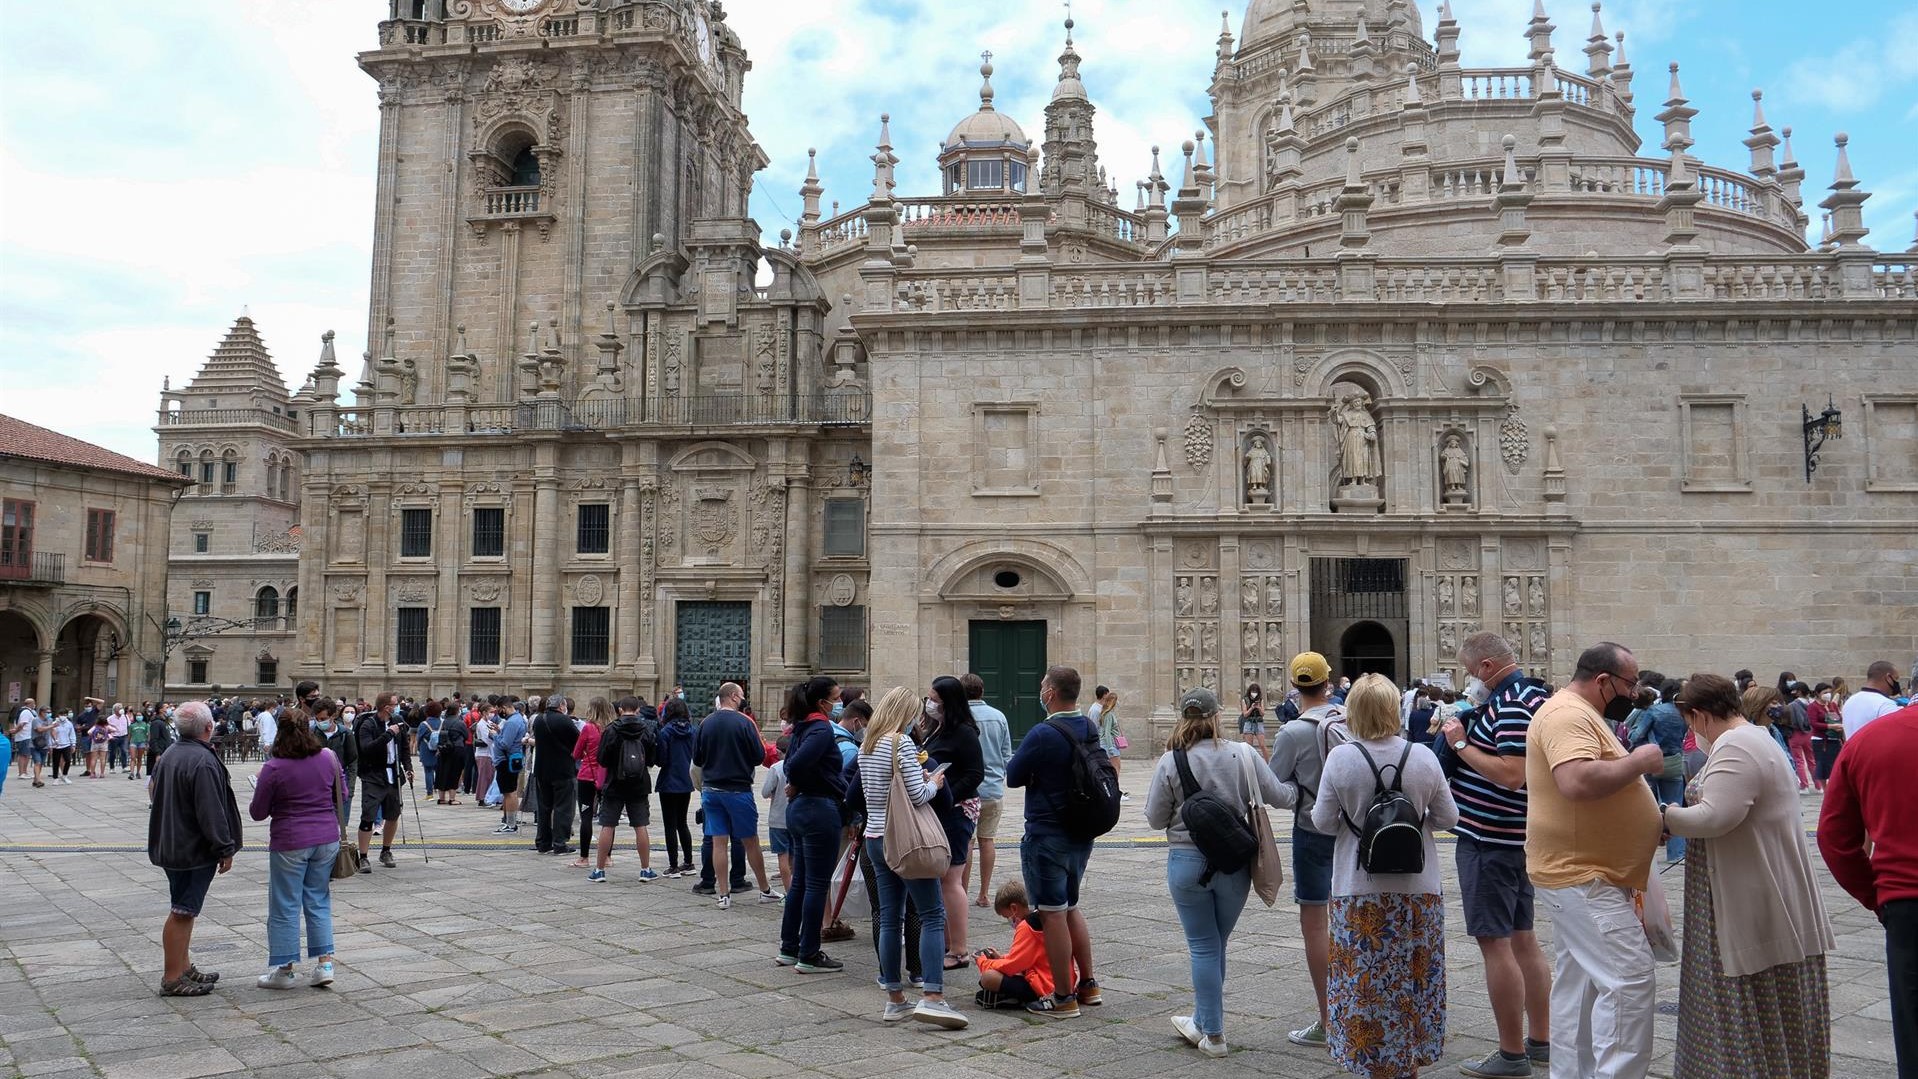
674, 602, 751, 714
1337, 621, 1398, 682
969, 620, 1046, 743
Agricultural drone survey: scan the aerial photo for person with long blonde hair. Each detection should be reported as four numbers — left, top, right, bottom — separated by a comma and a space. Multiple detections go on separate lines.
856, 688, 965, 1029
1144, 688, 1295, 1057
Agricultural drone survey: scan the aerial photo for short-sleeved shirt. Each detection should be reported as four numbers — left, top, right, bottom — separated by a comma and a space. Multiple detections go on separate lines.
1450, 672, 1549, 847
1524, 689, 1661, 891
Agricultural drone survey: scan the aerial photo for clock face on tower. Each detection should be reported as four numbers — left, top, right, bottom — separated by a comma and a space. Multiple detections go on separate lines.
695, 13, 715, 67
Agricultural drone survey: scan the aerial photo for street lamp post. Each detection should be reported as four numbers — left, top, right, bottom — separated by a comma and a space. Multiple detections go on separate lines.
1802, 396, 1843, 483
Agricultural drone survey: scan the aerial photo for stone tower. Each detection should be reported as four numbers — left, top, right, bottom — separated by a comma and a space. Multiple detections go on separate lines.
290, 0, 855, 705
155, 315, 303, 694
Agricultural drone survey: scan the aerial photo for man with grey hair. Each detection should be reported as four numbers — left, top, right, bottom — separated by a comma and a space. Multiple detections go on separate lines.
1440, 632, 1554, 1077
146, 701, 243, 997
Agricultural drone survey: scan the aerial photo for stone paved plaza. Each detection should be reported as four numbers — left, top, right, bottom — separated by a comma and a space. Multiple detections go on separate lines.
0, 760, 1902, 1079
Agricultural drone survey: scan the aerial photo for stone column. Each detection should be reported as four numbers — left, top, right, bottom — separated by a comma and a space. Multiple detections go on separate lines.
617, 477, 643, 672
1220, 536, 1243, 689
435, 484, 461, 667
529, 445, 561, 676
35, 649, 54, 707
781, 468, 813, 675
364, 485, 391, 666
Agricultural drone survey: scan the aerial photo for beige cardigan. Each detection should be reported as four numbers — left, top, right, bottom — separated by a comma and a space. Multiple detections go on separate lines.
1663, 724, 1834, 978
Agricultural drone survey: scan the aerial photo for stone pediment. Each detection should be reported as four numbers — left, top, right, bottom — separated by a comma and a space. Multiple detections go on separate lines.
667, 442, 756, 473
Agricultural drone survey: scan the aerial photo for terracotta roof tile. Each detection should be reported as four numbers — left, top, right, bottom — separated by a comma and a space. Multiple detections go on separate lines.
0, 413, 191, 484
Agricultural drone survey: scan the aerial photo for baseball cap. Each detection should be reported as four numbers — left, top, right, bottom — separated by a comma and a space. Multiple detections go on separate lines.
1178, 688, 1221, 717
1289, 651, 1332, 688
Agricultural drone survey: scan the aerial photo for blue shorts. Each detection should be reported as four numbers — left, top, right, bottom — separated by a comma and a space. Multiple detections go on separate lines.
1020, 832, 1092, 912
165, 864, 218, 918
1292, 827, 1335, 906
701, 789, 757, 838
768, 827, 792, 855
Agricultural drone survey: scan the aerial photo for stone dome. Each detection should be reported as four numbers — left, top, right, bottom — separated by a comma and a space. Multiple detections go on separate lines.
1239, 0, 1419, 52
943, 57, 1030, 150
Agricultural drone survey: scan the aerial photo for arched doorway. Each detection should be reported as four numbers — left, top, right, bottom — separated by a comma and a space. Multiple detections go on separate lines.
53, 613, 120, 707
1338, 621, 1397, 683
0, 610, 44, 708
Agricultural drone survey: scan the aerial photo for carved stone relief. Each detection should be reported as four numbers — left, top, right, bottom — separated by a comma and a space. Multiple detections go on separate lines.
1439, 430, 1473, 506
1500, 404, 1530, 475
573, 573, 605, 606
1184, 410, 1212, 470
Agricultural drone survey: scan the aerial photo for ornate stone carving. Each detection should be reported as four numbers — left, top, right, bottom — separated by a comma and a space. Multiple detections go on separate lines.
253, 527, 302, 554
331, 581, 363, 607
464, 482, 508, 503
1241, 577, 1259, 616
1439, 623, 1458, 659
1437, 577, 1455, 616
690, 489, 737, 552
662, 336, 682, 397
1530, 622, 1548, 659
1500, 404, 1530, 475
1244, 433, 1273, 505
468, 578, 503, 604
1175, 622, 1196, 662
395, 579, 430, 603
574, 573, 604, 606
1440, 431, 1472, 506
657, 484, 681, 553
1175, 577, 1195, 616
1462, 577, 1481, 618
1184, 410, 1212, 470
1245, 540, 1276, 570
827, 574, 857, 607
1438, 538, 1476, 571
1242, 623, 1260, 661
1198, 577, 1220, 616
1199, 622, 1219, 664
1503, 577, 1523, 617
189, 520, 214, 531
1330, 390, 1382, 488
1265, 577, 1284, 617
1528, 577, 1547, 617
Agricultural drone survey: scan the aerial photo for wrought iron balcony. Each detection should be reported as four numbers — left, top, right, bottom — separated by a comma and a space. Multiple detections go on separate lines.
0, 552, 64, 586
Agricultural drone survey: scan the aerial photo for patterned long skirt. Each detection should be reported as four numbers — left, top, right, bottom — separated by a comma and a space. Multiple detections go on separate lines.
1327, 892, 1446, 1076
1674, 811, 1830, 1077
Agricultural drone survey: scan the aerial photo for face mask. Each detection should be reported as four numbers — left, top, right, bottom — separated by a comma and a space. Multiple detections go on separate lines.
1463, 678, 1488, 706
1820, 692, 1833, 703
1766, 704, 1784, 721
1601, 686, 1635, 726
343, 711, 357, 722
830, 702, 845, 719
1892, 680, 1905, 698
924, 698, 944, 723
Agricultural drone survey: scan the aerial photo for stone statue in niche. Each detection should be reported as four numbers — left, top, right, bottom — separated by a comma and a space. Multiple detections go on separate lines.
1242, 623, 1260, 661
1244, 434, 1273, 506
1175, 623, 1196, 662
1503, 577, 1522, 617
1437, 577, 1455, 616
1242, 578, 1260, 616
1439, 623, 1458, 659
1175, 577, 1194, 616
1529, 577, 1546, 617
1462, 576, 1480, 618
1266, 577, 1284, 616
1530, 621, 1548, 659
1330, 388, 1384, 510
1199, 577, 1220, 616
1439, 432, 1472, 506
399, 358, 420, 405
1200, 622, 1219, 664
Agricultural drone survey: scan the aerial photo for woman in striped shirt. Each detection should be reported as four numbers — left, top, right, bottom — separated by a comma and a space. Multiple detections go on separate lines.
857, 688, 966, 1030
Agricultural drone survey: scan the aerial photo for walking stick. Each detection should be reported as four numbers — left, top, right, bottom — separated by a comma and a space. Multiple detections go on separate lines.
406, 773, 431, 865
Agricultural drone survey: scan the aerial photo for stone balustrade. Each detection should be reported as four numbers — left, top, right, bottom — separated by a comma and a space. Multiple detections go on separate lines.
157, 407, 298, 431
310, 392, 872, 439
1874, 260, 1917, 299
808, 196, 1146, 258
482, 186, 542, 216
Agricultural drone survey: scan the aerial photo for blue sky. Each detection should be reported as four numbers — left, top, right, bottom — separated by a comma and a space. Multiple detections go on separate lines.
3, 1, 1913, 463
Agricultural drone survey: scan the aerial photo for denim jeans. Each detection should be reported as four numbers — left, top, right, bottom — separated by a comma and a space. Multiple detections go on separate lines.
779, 796, 841, 959
864, 836, 947, 994
1648, 774, 1686, 861
267, 843, 338, 967
1166, 847, 1251, 1038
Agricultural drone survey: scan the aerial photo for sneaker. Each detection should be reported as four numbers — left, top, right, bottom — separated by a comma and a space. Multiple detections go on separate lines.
909, 975, 925, 990
758, 887, 784, 904
775, 952, 798, 967
911, 998, 969, 1030
587, 869, 607, 884
491, 823, 515, 834
691, 882, 716, 896
1197, 1035, 1228, 1059
1459, 1050, 1534, 1077
796, 952, 844, 974
1287, 1020, 1328, 1048
1526, 1039, 1550, 1066
1026, 993, 1081, 1018
61, 776, 71, 785
309, 959, 335, 988
356, 860, 372, 875
1172, 1015, 1203, 1048
881, 1000, 916, 1024
636, 869, 659, 882
716, 894, 732, 911
550, 845, 575, 856
1076, 977, 1104, 1006
256, 964, 299, 990
379, 850, 397, 868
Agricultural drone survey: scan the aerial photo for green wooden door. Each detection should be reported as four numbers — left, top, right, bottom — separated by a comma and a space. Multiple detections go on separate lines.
969, 620, 1047, 743
674, 602, 752, 711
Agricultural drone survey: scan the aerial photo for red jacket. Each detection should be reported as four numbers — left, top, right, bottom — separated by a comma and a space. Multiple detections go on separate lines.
574, 723, 605, 789
1818, 703, 1918, 911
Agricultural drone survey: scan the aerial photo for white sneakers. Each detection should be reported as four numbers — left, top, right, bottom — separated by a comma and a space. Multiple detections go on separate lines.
911, 998, 969, 1030
1173, 1015, 1229, 1058
310, 958, 335, 988
257, 964, 298, 990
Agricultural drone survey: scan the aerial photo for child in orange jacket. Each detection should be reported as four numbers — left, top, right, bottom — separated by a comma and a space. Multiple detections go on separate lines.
975, 881, 1077, 1009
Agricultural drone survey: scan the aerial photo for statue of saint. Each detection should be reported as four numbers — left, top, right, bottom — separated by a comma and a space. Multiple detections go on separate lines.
1330, 392, 1381, 488
1175, 622, 1196, 662
1242, 623, 1261, 661
1437, 577, 1455, 616
1503, 577, 1522, 617
1245, 436, 1273, 491
1462, 576, 1480, 617
1529, 578, 1546, 617
398, 358, 420, 405
1440, 433, 1471, 499
1200, 621, 1219, 663
1175, 577, 1194, 616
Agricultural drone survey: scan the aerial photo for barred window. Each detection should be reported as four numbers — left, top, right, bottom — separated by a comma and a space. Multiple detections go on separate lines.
819, 606, 866, 670
823, 498, 865, 558
256, 659, 277, 685
396, 607, 429, 665
400, 508, 433, 558
469, 607, 501, 666
193, 532, 210, 553
577, 503, 610, 555
187, 659, 208, 684
571, 606, 610, 666
472, 507, 505, 558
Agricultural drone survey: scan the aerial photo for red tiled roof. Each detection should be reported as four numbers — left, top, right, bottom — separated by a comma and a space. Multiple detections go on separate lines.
0, 413, 191, 484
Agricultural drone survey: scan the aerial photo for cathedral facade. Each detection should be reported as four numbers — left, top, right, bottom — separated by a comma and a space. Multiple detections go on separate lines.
224, 0, 1912, 738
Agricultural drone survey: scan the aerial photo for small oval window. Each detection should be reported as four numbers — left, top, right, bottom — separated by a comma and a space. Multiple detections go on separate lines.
993, 570, 1022, 590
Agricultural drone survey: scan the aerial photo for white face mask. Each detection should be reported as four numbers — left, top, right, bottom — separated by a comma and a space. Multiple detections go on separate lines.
1463, 678, 1489, 706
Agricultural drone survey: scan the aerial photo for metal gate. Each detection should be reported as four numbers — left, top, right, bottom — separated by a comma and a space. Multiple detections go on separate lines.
673, 602, 751, 712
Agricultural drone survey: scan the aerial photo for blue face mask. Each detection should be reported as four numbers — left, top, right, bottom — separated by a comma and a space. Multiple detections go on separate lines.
830, 702, 845, 719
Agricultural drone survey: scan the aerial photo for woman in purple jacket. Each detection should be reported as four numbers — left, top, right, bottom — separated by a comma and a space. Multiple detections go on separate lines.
247, 710, 342, 989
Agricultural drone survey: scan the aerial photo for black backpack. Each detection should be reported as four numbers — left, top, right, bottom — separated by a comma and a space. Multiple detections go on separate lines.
1340, 742, 1426, 875
1173, 748, 1258, 883
615, 729, 647, 783
1045, 717, 1122, 842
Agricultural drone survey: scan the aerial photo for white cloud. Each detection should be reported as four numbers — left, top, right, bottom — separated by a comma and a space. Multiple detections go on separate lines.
1784, 11, 1918, 112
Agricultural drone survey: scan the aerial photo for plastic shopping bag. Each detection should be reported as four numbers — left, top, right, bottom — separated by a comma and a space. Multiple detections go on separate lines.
1635, 872, 1680, 963
828, 842, 869, 921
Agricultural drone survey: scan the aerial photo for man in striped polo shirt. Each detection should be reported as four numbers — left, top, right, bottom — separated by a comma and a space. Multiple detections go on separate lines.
1442, 632, 1553, 1078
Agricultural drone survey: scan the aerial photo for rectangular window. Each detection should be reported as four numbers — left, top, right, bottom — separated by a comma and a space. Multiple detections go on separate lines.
576, 503, 610, 554
570, 606, 610, 666
396, 607, 429, 665
400, 508, 433, 558
193, 591, 211, 615
471, 507, 505, 558
819, 606, 867, 670
193, 532, 210, 554
823, 498, 865, 558
967, 159, 1004, 190
84, 509, 115, 562
0, 499, 33, 570
256, 659, 277, 685
200, 462, 215, 483
187, 659, 208, 684
223, 461, 238, 486
469, 607, 502, 666
178, 462, 192, 479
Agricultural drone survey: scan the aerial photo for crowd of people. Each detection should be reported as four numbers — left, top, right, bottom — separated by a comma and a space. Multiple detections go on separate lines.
10, 646, 1913, 1077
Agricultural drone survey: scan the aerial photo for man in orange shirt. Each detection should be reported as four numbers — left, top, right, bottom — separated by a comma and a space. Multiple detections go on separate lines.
1524, 642, 1665, 1079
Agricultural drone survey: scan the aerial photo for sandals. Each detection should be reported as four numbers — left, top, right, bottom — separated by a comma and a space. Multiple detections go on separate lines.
183, 965, 220, 984
159, 976, 214, 997
943, 953, 971, 971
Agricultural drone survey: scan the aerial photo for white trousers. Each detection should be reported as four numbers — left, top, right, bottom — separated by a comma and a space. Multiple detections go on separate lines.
1538, 881, 1657, 1079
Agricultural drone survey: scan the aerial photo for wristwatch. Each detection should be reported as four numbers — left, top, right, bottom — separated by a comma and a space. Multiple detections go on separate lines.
1452, 738, 1468, 752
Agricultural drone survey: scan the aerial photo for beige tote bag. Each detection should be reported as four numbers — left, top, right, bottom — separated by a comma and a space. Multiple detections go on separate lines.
882, 737, 951, 880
